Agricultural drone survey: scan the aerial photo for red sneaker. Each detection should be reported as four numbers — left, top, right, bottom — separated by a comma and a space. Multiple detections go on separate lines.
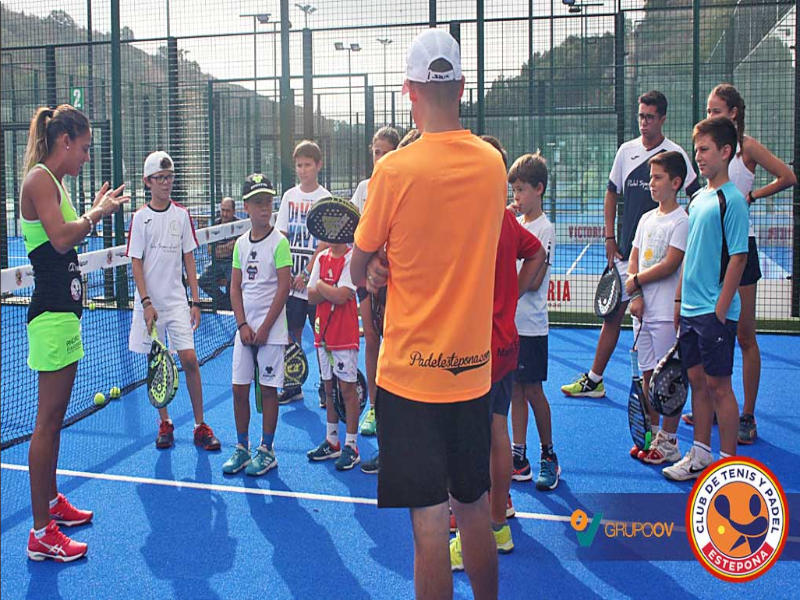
156, 420, 174, 449
506, 494, 516, 519
27, 521, 87, 562
49, 493, 93, 526
193, 422, 221, 451
629, 445, 641, 459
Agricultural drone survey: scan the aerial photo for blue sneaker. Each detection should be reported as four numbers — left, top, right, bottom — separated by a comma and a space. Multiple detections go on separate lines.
335, 444, 360, 471
246, 446, 278, 476
222, 445, 251, 474
307, 439, 342, 461
535, 453, 560, 491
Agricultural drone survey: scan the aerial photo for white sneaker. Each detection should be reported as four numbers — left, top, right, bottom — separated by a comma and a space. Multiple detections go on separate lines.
662, 446, 712, 481
642, 431, 681, 465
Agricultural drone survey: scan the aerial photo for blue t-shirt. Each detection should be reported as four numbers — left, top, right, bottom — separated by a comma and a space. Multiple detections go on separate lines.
681, 181, 749, 321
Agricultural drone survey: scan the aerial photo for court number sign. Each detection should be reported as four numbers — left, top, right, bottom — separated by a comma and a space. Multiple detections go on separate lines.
70, 87, 85, 110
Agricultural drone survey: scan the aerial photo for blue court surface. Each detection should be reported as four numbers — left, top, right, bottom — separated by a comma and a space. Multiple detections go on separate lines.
2, 327, 799, 599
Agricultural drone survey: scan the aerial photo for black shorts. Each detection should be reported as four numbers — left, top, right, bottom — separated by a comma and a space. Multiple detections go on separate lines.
679, 313, 738, 377
739, 236, 762, 287
490, 372, 513, 417
286, 296, 315, 332
515, 335, 548, 384
375, 387, 491, 508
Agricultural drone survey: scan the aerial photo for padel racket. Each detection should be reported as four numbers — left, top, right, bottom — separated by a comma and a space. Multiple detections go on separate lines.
650, 340, 688, 417
594, 264, 622, 319
252, 345, 262, 414
370, 286, 386, 336
306, 196, 360, 244
284, 341, 309, 388
147, 325, 179, 409
332, 369, 368, 423
627, 323, 651, 452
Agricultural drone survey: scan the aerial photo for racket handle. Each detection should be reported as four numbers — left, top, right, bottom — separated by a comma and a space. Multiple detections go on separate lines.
630, 348, 639, 376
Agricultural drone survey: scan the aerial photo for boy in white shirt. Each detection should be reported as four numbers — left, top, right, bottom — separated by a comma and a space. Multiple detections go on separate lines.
223, 174, 292, 476
274, 140, 331, 406
127, 151, 220, 450
626, 151, 689, 465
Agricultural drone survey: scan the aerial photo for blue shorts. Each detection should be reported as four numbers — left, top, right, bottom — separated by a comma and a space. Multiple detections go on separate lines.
516, 335, 548, 384
286, 296, 315, 332
490, 372, 513, 416
679, 313, 738, 377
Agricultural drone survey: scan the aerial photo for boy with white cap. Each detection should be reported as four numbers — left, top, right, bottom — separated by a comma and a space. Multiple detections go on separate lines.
127, 151, 220, 451
352, 28, 504, 600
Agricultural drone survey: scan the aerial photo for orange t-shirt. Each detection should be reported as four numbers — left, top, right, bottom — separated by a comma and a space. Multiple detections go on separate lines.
354, 130, 506, 403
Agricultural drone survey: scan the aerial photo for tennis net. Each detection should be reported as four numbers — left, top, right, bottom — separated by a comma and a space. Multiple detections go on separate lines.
0, 219, 249, 448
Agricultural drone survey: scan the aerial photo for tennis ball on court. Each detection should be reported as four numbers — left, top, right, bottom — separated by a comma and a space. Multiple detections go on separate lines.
109, 386, 121, 399
93, 392, 106, 406
88, 301, 96, 310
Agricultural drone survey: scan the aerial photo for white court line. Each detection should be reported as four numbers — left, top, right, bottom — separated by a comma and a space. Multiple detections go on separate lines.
566, 242, 593, 277
5, 462, 799, 541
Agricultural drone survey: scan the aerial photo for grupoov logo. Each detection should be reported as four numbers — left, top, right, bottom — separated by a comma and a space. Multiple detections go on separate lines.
687, 457, 788, 582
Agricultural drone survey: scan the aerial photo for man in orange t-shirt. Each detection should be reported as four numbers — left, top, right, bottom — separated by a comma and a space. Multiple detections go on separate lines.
351, 28, 505, 600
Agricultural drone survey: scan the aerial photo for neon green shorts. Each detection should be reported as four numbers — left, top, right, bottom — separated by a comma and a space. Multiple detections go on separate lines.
27, 311, 84, 372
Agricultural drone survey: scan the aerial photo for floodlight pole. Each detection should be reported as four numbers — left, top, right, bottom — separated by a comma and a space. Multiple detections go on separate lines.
377, 38, 392, 125
336, 42, 361, 191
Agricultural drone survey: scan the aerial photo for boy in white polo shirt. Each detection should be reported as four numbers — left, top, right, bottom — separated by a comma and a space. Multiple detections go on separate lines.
223, 174, 292, 476
127, 151, 220, 451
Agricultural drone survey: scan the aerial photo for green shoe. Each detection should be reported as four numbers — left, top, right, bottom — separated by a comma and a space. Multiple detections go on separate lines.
246, 445, 277, 476
222, 445, 251, 474
560, 373, 605, 398
360, 407, 377, 436
493, 523, 514, 554
449, 533, 464, 571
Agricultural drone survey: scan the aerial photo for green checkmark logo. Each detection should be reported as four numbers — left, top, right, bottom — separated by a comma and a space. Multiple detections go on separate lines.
572, 509, 604, 547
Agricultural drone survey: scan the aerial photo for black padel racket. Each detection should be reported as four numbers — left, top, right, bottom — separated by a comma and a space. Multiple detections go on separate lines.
332, 369, 368, 423
306, 196, 360, 244
650, 340, 688, 417
627, 324, 651, 453
284, 341, 309, 389
370, 286, 386, 336
147, 325, 179, 409
594, 264, 622, 319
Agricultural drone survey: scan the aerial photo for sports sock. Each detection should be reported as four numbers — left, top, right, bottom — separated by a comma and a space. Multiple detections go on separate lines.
693, 441, 712, 462
587, 370, 602, 384
326, 422, 339, 446
345, 433, 358, 449
49, 496, 59, 509
651, 425, 660, 436
193, 423, 200, 430
720, 451, 732, 458
541, 443, 554, 458
33, 525, 48, 539
261, 432, 274, 451
512, 443, 527, 462
664, 431, 677, 443
236, 432, 249, 448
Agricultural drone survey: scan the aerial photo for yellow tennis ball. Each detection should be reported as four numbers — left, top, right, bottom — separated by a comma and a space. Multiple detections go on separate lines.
89, 302, 96, 310
109, 386, 121, 399
93, 392, 106, 406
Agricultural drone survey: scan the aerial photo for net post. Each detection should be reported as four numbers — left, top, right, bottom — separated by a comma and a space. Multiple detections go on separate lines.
208, 80, 217, 224
365, 83, 374, 178
476, 0, 485, 135
45, 45, 57, 108
614, 8, 625, 150
279, 0, 293, 196
111, 0, 128, 306
792, 1, 800, 317
303, 28, 314, 140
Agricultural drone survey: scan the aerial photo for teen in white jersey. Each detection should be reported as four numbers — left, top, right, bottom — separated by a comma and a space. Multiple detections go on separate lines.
127, 151, 220, 451
274, 140, 330, 405
681, 84, 797, 444
223, 174, 292, 476
561, 90, 699, 399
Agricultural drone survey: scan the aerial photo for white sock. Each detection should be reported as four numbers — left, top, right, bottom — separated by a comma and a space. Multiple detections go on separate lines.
345, 433, 358, 449
650, 425, 660, 436
48, 496, 59, 509
720, 451, 732, 459
664, 431, 677, 443
587, 370, 602, 383
193, 423, 201, 430
326, 422, 339, 446
693, 441, 712, 462
33, 525, 48, 539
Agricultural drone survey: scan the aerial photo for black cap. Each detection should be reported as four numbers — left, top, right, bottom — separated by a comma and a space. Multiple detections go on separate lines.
242, 173, 276, 200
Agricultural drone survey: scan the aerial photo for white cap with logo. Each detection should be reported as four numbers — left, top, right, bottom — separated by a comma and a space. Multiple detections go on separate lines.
405, 28, 462, 84
143, 151, 174, 178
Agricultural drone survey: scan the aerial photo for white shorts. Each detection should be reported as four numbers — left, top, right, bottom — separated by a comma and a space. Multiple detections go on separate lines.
129, 306, 195, 354
614, 258, 632, 303
231, 334, 284, 387
317, 347, 358, 383
633, 318, 677, 372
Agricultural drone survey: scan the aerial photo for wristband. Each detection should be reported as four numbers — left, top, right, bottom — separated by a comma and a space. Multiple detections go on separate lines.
141, 300, 152, 309
141, 296, 151, 304
747, 191, 755, 204
674, 299, 681, 303
634, 274, 641, 289
630, 291, 643, 300
237, 322, 247, 331
605, 236, 615, 241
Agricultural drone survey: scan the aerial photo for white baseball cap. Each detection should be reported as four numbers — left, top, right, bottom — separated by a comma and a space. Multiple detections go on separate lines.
143, 151, 174, 178
405, 28, 462, 84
